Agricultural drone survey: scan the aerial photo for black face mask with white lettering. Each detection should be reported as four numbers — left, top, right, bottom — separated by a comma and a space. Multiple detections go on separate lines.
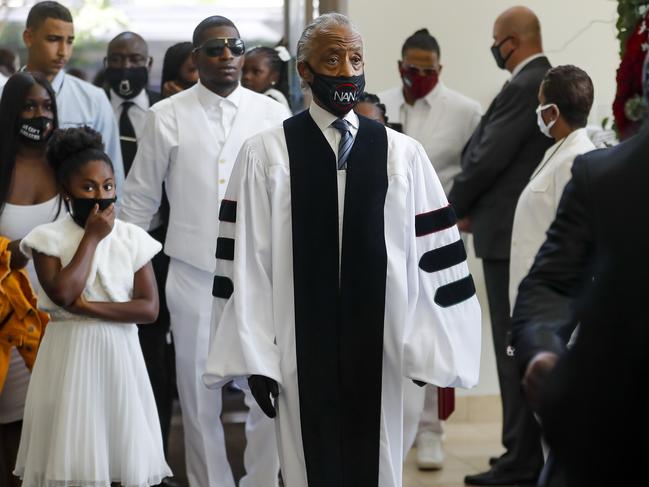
105, 67, 148, 99
19, 116, 54, 145
68, 197, 116, 228
305, 63, 365, 117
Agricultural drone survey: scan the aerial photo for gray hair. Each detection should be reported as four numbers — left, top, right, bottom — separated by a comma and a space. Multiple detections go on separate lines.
296, 13, 362, 66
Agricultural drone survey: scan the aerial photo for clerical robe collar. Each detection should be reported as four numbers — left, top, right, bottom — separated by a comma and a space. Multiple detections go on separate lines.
196, 79, 242, 109
309, 99, 359, 133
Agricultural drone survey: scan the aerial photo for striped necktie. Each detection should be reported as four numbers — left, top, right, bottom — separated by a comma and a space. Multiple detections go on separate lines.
331, 118, 353, 170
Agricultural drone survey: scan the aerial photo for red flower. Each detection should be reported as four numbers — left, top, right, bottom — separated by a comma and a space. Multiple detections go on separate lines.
613, 12, 649, 139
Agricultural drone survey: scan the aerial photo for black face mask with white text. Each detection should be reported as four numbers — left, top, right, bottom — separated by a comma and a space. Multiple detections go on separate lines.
305, 63, 365, 117
19, 116, 54, 145
105, 67, 148, 99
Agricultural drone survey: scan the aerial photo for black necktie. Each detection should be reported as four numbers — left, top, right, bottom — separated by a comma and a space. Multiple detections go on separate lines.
119, 101, 137, 175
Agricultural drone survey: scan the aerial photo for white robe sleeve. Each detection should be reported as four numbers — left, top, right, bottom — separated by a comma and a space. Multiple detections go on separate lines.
203, 140, 282, 390
403, 142, 482, 389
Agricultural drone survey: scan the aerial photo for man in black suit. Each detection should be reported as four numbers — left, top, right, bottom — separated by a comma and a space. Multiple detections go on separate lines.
448, 6, 552, 486
512, 57, 649, 487
104, 32, 175, 487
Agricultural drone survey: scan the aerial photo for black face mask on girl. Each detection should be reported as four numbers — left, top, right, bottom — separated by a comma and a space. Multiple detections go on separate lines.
305, 63, 366, 117
68, 197, 117, 228
19, 116, 54, 145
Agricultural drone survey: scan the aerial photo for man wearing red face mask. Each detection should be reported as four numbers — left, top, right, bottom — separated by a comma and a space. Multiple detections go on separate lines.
380, 28, 482, 472
380, 29, 481, 196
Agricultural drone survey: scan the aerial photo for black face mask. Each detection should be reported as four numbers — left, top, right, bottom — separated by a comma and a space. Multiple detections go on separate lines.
68, 197, 116, 228
105, 66, 148, 99
305, 63, 365, 117
19, 116, 54, 144
491, 36, 515, 70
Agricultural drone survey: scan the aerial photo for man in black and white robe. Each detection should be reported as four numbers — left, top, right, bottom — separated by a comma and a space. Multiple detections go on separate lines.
204, 13, 481, 487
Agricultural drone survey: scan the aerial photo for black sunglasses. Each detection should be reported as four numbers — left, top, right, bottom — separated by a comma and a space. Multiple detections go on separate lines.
193, 38, 246, 57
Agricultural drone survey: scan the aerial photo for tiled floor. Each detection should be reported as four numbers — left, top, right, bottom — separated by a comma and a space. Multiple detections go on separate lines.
403, 422, 504, 487
166, 392, 505, 487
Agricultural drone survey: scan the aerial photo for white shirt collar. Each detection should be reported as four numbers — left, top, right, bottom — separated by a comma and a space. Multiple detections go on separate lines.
308, 99, 359, 133
421, 80, 446, 106
511, 53, 545, 80
196, 79, 242, 109
50, 69, 65, 94
110, 87, 149, 112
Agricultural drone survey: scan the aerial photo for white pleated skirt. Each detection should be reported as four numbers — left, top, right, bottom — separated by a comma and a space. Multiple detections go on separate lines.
14, 319, 172, 487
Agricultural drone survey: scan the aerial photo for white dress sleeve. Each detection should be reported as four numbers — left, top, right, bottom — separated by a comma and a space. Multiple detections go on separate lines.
403, 142, 482, 389
203, 140, 282, 390
19, 221, 62, 259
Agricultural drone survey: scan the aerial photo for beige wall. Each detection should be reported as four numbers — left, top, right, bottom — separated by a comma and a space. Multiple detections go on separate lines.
347, 0, 619, 396
349, 0, 619, 126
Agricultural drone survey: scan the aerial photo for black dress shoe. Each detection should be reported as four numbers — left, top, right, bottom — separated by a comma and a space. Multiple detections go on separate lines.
156, 478, 180, 487
464, 467, 537, 486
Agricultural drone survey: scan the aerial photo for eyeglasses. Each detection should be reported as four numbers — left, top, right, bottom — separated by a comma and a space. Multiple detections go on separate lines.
402, 63, 438, 77
193, 38, 246, 57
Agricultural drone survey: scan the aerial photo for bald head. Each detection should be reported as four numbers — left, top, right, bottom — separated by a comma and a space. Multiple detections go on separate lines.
492, 6, 543, 72
497, 7, 541, 44
108, 31, 148, 57
105, 31, 151, 71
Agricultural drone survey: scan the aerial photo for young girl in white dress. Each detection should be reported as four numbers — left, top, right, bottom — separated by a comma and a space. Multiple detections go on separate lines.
13, 126, 172, 487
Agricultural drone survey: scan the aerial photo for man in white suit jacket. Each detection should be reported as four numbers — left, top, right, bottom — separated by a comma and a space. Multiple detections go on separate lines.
120, 16, 291, 487
380, 28, 481, 470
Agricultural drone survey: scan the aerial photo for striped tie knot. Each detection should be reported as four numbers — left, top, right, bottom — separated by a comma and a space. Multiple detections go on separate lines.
331, 118, 353, 170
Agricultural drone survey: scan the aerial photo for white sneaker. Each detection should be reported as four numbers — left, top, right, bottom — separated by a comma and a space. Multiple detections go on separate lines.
416, 431, 444, 470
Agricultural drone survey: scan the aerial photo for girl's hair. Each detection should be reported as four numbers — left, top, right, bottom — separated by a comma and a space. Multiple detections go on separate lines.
161, 42, 194, 90
0, 71, 59, 216
247, 46, 290, 100
358, 92, 388, 124
46, 126, 113, 187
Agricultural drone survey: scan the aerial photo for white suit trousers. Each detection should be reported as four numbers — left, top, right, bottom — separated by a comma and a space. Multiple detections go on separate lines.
166, 258, 279, 487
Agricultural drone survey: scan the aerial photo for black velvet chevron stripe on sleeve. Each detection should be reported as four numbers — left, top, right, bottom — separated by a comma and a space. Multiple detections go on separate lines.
434, 275, 476, 307
219, 199, 237, 223
419, 240, 467, 273
215, 237, 235, 261
415, 205, 457, 237
212, 275, 234, 299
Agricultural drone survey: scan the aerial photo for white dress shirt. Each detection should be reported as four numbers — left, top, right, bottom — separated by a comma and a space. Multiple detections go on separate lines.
109, 88, 150, 141
197, 81, 242, 149
308, 101, 359, 254
380, 81, 481, 194
49, 70, 125, 198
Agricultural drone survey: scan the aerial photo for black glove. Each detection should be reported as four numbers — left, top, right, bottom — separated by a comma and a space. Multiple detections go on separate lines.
248, 375, 279, 418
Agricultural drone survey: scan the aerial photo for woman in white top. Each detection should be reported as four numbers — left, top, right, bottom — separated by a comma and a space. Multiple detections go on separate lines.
0, 71, 62, 486
509, 65, 596, 309
241, 46, 292, 110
